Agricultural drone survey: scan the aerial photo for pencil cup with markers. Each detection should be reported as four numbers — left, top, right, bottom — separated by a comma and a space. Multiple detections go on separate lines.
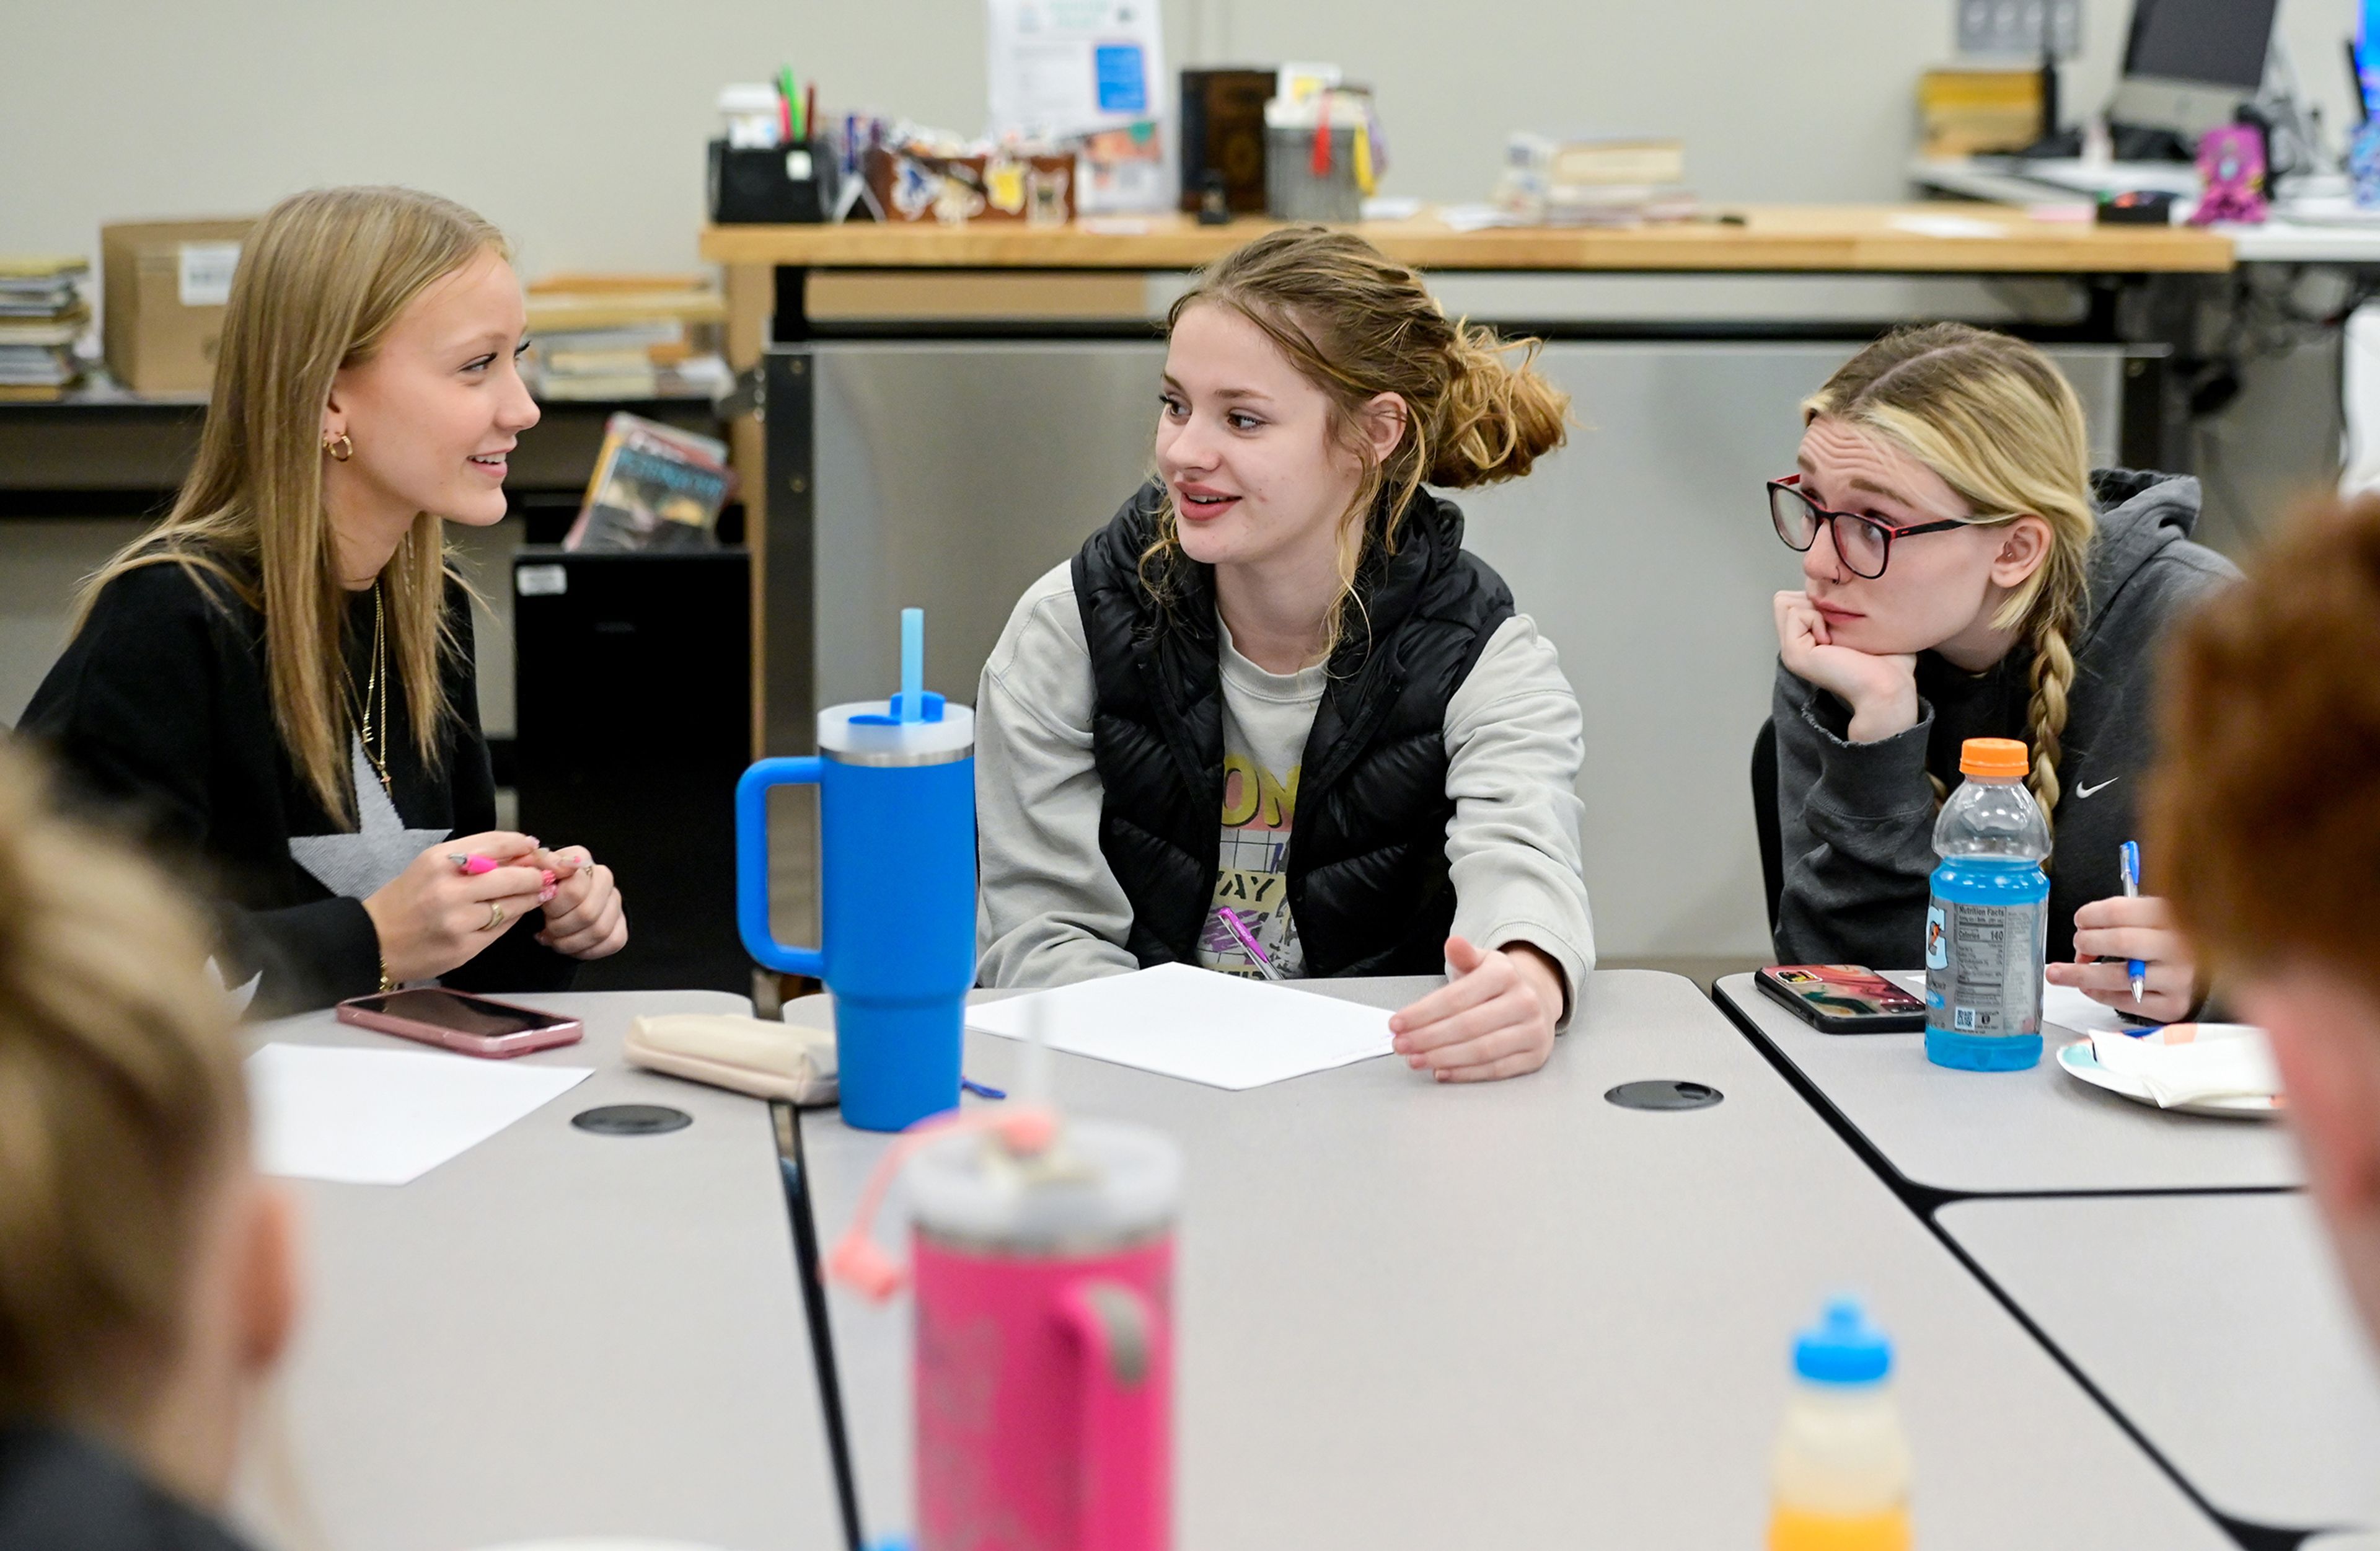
1264, 126, 1364, 221
708, 138, 839, 224
734, 610, 975, 1131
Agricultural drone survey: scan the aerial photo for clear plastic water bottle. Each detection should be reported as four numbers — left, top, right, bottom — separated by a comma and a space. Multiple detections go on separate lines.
1923, 736, 2051, 1071
1768, 1297, 1911, 1551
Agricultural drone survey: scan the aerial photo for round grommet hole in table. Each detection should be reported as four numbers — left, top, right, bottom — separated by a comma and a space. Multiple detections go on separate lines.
1603, 1079, 1723, 1111
571, 1103, 693, 1136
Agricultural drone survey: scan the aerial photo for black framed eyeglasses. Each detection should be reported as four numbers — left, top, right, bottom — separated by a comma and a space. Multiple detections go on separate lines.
1767, 474, 1968, 580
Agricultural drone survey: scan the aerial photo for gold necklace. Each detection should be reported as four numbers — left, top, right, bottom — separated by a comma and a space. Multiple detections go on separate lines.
343, 582, 392, 798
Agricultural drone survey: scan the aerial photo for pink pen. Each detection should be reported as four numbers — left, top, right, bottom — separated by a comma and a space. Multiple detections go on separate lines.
447, 852, 498, 875
1215, 906, 1284, 981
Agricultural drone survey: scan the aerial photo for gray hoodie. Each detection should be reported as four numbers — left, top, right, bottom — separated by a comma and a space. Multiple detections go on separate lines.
1771, 468, 2240, 969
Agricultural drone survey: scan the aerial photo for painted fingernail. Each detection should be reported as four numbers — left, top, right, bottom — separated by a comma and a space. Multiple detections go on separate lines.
540, 870, 556, 886
539, 885, 557, 903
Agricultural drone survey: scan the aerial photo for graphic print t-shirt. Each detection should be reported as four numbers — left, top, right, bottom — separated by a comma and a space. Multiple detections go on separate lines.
1197, 627, 1327, 979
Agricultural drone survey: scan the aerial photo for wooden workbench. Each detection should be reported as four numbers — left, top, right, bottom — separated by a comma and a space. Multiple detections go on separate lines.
698, 203, 2232, 278
695, 203, 2230, 761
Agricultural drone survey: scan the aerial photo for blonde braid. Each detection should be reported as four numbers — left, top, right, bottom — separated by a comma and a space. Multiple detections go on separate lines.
2024, 606, 2078, 835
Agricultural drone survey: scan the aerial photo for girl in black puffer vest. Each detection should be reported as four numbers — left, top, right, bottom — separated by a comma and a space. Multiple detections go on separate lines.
976, 227, 1596, 1084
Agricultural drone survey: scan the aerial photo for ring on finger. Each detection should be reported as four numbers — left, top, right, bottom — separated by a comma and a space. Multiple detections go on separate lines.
483, 901, 506, 932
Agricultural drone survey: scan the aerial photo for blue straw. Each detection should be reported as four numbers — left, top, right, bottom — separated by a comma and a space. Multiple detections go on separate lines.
898, 608, 923, 723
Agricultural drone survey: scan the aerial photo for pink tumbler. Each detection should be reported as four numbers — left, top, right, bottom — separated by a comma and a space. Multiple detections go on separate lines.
833, 1111, 1182, 1551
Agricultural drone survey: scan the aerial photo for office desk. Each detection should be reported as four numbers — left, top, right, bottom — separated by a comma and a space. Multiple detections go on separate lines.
235, 990, 844, 1551
788, 970, 2229, 1550
1911, 155, 2380, 266
1715, 974, 2301, 1198
1938, 1193, 2380, 1535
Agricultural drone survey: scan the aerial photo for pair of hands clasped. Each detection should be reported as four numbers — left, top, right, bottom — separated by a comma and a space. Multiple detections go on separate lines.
363, 831, 627, 984
1774, 591, 2199, 1022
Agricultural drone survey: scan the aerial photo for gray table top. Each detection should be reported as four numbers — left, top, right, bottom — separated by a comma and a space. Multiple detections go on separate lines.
790, 970, 2229, 1550
1715, 973, 2303, 1196
1938, 1193, 2380, 1536
232, 990, 844, 1551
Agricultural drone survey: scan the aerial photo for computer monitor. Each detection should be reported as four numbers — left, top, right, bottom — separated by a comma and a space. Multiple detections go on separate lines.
2109, 0, 2280, 141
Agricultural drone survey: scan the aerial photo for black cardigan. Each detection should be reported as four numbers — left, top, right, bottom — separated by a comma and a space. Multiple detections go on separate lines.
17, 556, 574, 1017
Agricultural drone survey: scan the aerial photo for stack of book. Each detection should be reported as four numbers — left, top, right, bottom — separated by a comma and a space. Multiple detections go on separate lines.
1918, 69, 2044, 158
0, 256, 91, 400
526, 275, 731, 402
1494, 134, 1695, 228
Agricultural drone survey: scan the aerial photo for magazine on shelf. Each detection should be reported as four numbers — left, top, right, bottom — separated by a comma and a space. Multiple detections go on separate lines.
562, 412, 737, 552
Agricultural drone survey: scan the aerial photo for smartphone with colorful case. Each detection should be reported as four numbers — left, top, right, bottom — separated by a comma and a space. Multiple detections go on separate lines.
1756, 965, 1926, 1033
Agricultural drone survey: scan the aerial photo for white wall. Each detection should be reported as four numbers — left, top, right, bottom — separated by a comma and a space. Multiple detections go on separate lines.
3, 0, 2355, 277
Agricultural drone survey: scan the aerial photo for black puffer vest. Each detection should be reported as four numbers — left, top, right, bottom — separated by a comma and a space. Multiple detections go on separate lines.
1072, 480, 1515, 977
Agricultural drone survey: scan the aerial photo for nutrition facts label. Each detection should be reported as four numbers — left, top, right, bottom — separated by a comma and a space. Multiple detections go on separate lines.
1925, 898, 2044, 1037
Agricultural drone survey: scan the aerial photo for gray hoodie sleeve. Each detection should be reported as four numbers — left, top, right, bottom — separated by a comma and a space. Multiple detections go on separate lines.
1443, 615, 1597, 1023
973, 563, 1144, 988
1770, 660, 1941, 968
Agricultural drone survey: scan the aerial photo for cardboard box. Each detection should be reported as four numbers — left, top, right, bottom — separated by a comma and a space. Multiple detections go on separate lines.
101, 218, 255, 392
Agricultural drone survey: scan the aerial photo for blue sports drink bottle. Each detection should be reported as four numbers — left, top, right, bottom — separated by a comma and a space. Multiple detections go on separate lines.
1924, 736, 2052, 1072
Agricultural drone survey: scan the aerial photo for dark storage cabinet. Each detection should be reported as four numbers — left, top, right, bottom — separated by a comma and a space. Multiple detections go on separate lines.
511, 547, 751, 993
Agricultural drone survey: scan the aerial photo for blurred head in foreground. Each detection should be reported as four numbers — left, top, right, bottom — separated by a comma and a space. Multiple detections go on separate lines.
0, 740, 299, 1513
2149, 492, 2380, 1348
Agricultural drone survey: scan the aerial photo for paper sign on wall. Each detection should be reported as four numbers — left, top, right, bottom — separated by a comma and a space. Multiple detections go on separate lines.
987, 0, 1166, 139
177, 242, 241, 307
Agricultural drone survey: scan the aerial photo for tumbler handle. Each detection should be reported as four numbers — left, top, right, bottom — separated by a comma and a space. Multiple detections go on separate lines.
735, 758, 824, 977
1056, 1278, 1166, 1551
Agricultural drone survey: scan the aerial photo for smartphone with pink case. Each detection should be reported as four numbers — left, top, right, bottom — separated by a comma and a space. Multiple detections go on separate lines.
335, 988, 582, 1058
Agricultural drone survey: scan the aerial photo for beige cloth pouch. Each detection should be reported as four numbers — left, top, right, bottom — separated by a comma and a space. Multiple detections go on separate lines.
624, 1013, 838, 1105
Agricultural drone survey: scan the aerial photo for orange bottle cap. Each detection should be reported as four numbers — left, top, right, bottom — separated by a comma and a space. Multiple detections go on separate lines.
1959, 736, 2030, 779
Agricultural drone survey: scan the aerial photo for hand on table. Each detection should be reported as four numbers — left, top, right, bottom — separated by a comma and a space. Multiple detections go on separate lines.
1774, 591, 1919, 744
363, 831, 549, 983
1388, 936, 1564, 1084
2045, 894, 2199, 1023
531, 845, 628, 960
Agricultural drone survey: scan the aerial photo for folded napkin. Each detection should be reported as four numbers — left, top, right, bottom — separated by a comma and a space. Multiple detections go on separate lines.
2087, 1023, 2280, 1108
624, 1014, 837, 1105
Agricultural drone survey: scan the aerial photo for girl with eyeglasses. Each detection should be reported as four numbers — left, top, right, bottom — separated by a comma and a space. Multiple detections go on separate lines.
1766, 323, 2235, 1022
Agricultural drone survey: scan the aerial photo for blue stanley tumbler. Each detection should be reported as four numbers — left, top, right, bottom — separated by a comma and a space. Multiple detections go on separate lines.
735, 609, 976, 1131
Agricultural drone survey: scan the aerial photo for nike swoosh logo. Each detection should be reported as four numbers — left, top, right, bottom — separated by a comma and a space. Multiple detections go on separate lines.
2076, 777, 2121, 798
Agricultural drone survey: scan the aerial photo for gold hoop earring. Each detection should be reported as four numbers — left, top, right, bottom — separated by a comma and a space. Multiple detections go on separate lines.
324, 433, 354, 462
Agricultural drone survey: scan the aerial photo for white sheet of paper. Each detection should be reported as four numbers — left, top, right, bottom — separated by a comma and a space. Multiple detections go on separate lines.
967, 963, 1395, 1090
246, 1043, 593, 1186
1887, 213, 2008, 239
2041, 980, 2145, 1035
1437, 202, 1527, 232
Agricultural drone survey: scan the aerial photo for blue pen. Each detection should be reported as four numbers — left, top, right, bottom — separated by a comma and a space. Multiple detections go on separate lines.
2120, 841, 2146, 1005
960, 1077, 1007, 1101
